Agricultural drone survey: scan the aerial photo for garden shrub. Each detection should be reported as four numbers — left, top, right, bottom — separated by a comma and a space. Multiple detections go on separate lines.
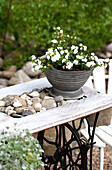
0, 0, 112, 68
0, 127, 44, 170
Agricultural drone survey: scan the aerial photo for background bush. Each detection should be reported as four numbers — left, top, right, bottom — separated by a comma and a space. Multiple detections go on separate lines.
0, 0, 112, 68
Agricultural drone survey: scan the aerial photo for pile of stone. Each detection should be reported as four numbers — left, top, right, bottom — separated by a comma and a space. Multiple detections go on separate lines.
95, 43, 112, 59
0, 61, 45, 89
0, 87, 67, 118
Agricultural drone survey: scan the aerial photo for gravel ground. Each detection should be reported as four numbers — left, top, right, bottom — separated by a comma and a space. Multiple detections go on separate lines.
89, 145, 112, 170
42, 145, 112, 169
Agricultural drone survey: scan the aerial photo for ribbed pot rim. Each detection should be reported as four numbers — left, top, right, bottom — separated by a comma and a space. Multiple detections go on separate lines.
45, 68, 93, 99
45, 68, 93, 72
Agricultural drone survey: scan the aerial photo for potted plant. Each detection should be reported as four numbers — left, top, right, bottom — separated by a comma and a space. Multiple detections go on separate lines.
0, 127, 44, 170
31, 27, 108, 99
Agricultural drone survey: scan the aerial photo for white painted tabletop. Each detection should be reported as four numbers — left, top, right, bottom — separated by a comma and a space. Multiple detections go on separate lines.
0, 77, 112, 134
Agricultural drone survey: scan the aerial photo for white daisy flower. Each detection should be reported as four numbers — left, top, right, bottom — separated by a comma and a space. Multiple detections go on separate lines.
86, 61, 95, 67
51, 39, 58, 43
76, 55, 83, 60
51, 50, 60, 62
65, 54, 69, 59
60, 29, 63, 33
65, 49, 68, 53
73, 60, 78, 65
74, 49, 78, 54
104, 58, 110, 63
46, 55, 50, 60
57, 27, 61, 30
60, 50, 64, 55
83, 45, 87, 51
94, 55, 99, 62
71, 45, 76, 50
62, 58, 66, 63
82, 58, 87, 62
91, 52, 95, 56
51, 56, 57, 62
31, 55, 36, 60
66, 62, 73, 70
32, 60, 43, 71
47, 48, 54, 56
90, 56, 95, 60
57, 47, 63, 50
79, 43, 83, 46
48, 48, 53, 53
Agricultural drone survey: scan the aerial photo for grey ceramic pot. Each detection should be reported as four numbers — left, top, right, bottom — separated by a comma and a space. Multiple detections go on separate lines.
45, 69, 93, 99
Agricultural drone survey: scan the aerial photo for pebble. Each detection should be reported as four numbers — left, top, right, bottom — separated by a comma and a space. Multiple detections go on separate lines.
0, 87, 66, 118
22, 110, 33, 116
15, 96, 27, 107
5, 106, 14, 114
26, 99, 33, 106
34, 103, 42, 112
26, 107, 36, 114
0, 107, 5, 112
39, 92, 47, 99
2, 95, 16, 102
0, 101, 5, 107
11, 113, 23, 118
5, 100, 14, 107
42, 98, 56, 110
44, 96, 54, 100
61, 100, 67, 106
54, 96, 63, 102
57, 101, 62, 107
31, 97, 42, 105
29, 91, 40, 97
15, 107, 25, 114
21, 94, 31, 100
40, 107, 46, 112
7, 109, 16, 116
32, 88, 41, 93
13, 99, 22, 107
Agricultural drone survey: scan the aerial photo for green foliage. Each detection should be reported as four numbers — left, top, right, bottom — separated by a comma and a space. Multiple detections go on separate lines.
2, 51, 29, 70
0, 127, 44, 170
33, 27, 102, 72
0, 0, 112, 63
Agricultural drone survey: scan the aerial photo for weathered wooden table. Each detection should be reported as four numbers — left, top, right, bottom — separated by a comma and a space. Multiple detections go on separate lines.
0, 77, 112, 169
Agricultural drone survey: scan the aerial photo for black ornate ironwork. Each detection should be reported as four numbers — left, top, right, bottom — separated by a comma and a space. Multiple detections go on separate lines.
37, 112, 99, 170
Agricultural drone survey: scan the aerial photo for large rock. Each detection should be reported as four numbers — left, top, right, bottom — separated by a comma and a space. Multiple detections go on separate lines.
6, 65, 17, 72
0, 85, 5, 89
8, 70, 31, 85
22, 62, 42, 78
106, 51, 112, 58
0, 70, 15, 79
88, 108, 112, 126
38, 72, 45, 78
0, 58, 3, 69
0, 78, 8, 86
42, 96, 56, 110
105, 43, 112, 52
95, 51, 106, 59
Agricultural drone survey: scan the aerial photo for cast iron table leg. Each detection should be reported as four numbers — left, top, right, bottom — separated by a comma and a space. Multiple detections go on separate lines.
37, 112, 99, 170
